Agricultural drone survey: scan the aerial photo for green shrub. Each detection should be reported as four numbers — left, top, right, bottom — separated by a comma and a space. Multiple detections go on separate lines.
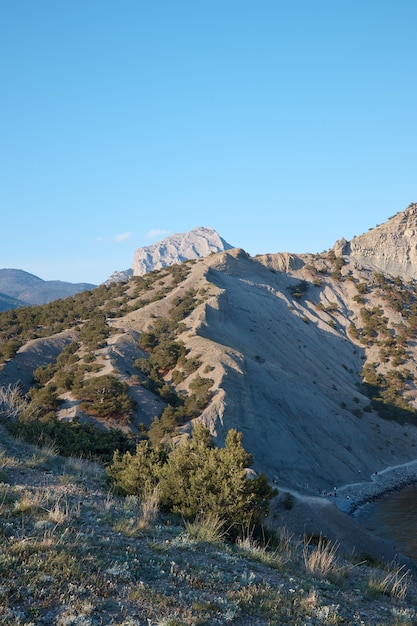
287, 280, 309, 299
26, 385, 61, 417
169, 289, 198, 322
187, 375, 214, 408
138, 331, 158, 352
0, 338, 23, 361
6, 418, 135, 462
78, 314, 109, 350
171, 369, 185, 384
75, 375, 135, 423
33, 363, 58, 385
149, 340, 186, 372
182, 356, 202, 374
107, 424, 277, 536
106, 440, 166, 495
356, 282, 368, 294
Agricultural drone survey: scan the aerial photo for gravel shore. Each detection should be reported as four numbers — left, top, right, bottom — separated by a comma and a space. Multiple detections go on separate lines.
270, 461, 417, 567
331, 459, 417, 514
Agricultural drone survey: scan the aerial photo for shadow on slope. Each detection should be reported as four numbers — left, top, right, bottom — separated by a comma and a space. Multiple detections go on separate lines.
196, 253, 417, 493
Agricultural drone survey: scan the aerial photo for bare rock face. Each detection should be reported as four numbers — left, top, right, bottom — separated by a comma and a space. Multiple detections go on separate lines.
255, 252, 304, 273
347, 204, 417, 279
104, 269, 133, 285
132, 226, 233, 276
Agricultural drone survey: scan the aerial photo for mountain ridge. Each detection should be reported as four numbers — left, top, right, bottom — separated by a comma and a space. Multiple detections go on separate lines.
2, 205, 417, 496
0, 268, 97, 308
1, 227, 233, 301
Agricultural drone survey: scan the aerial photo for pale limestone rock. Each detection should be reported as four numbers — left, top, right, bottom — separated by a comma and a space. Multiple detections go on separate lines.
348, 203, 417, 279
132, 226, 233, 276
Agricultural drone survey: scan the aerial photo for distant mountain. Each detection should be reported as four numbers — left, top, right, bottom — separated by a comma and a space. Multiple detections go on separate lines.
132, 226, 233, 276
0, 291, 23, 312
105, 269, 134, 284
0, 269, 96, 307
107, 226, 233, 283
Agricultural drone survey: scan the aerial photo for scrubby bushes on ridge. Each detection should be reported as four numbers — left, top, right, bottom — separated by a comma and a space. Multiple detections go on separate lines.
107, 423, 276, 536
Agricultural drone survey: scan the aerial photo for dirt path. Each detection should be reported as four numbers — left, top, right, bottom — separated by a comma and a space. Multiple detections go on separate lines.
269, 462, 417, 568
274, 457, 417, 515
333, 458, 417, 513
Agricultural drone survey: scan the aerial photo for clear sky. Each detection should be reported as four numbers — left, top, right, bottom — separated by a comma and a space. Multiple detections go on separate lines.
1, 1, 416, 284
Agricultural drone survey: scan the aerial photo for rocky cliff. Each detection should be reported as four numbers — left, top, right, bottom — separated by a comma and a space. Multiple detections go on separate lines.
340, 203, 417, 279
132, 226, 233, 276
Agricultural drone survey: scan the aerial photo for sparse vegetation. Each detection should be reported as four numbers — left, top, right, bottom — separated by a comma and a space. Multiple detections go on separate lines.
107, 423, 276, 537
367, 562, 410, 600
2, 243, 417, 622
288, 279, 309, 299
0, 426, 415, 625
302, 534, 343, 581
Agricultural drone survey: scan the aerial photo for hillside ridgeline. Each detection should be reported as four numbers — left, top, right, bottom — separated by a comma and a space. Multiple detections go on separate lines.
2, 208, 417, 493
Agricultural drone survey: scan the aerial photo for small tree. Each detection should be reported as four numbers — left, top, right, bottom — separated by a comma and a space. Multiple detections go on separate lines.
158, 425, 276, 532
106, 441, 166, 495
106, 424, 277, 535
77, 375, 135, 423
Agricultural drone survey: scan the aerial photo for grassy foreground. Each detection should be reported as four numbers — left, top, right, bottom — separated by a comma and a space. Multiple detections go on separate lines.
0, 426, 416, 626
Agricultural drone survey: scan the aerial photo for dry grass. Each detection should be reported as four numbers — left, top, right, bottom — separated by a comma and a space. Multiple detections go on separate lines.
0, 382, 29, 420
0, 449, 16, 469
367, 561, 410, 600
113, 488, 161, 536
46, 494, 81, 525
184, 511, 227, 543
13, 487, 50, 514
139, 485, 160, 528
62, 455, 103, 481
236, 526, 294, 571
302, 534, 343, 580
1, 431, 416, 624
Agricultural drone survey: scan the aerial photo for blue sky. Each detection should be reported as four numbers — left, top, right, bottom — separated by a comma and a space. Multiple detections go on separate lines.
1, 1, 416, 284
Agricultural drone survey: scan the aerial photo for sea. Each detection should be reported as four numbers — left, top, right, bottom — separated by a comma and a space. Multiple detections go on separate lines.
354, 483, 417, 563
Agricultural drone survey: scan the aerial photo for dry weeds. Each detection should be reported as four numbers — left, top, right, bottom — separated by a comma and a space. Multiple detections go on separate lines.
0, 426, 416, 625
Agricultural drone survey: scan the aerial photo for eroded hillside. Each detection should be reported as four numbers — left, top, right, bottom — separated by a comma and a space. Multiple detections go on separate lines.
2, 207, 417, 497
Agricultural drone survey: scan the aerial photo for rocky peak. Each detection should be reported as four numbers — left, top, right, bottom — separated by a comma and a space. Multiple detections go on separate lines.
132, 226, 233, 276
104, 269, 133, 285
342, 203, 417, 279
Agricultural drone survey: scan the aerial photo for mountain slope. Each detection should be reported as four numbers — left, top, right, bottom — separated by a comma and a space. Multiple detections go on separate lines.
0, 268, 96, 306
2, 207, 417, 499
171, 248, 417, 492
0, 291, 23, 311
2, 424, 415, 624
343, 203, 417, 279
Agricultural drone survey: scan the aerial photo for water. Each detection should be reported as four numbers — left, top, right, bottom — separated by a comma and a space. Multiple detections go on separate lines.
355, 484, 417, 563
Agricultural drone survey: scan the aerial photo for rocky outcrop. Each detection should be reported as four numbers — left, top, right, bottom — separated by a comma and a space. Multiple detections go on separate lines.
104, 269, 133, 285
346, 204, 417, 279
132, 226, 233, 276
256, 252, 304, 273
